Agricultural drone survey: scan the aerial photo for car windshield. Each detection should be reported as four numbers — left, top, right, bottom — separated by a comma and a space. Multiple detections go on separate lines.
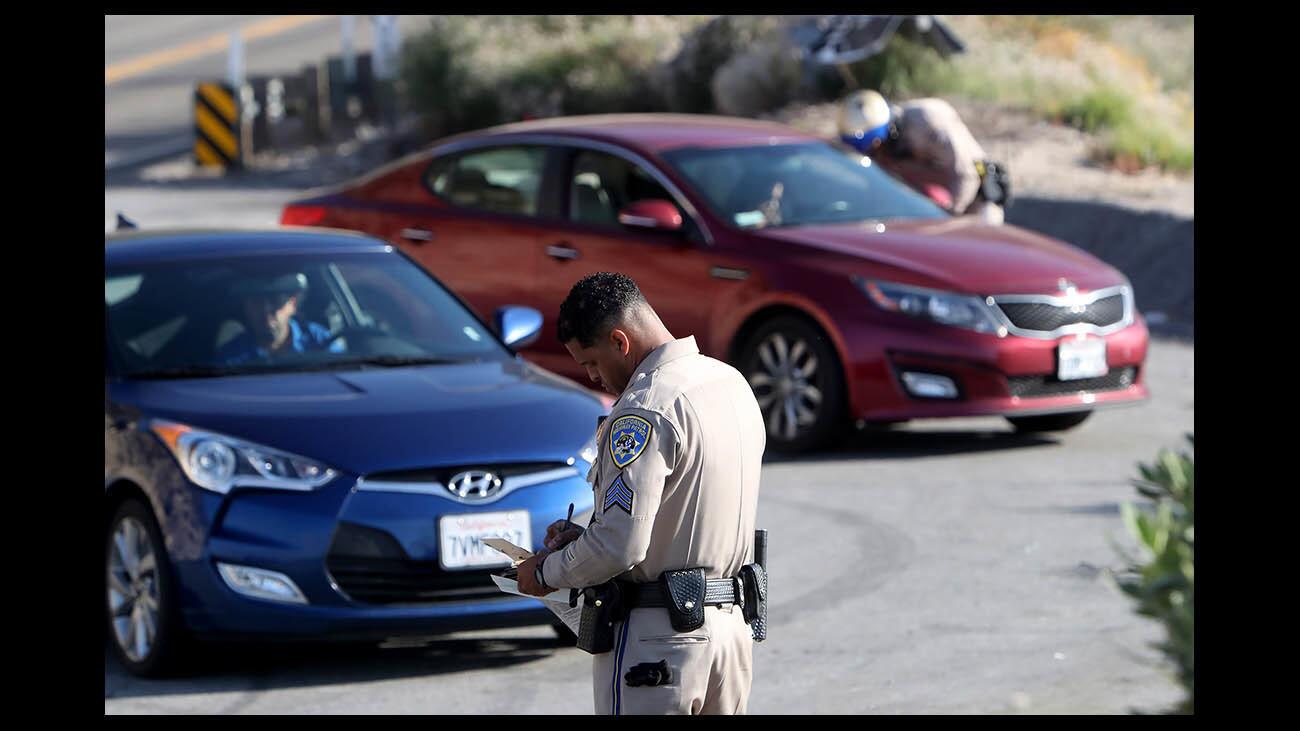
105, 250, 510, 378
661, 141, 949, 229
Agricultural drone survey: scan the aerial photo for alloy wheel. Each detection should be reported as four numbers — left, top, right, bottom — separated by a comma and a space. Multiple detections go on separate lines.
747, 332, 824, 442
107, 516, 161, 664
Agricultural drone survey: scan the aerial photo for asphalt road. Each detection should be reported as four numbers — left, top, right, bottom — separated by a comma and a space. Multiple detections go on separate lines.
105, 15, 434, 170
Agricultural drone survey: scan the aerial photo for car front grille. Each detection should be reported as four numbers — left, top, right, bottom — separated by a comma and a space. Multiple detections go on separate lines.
364, 461, 567, 485
1007, 367, 1138, 398
989, 286, 1131, 337
997, 294, 1125, 332
328, 557, 508, 605
327, 522, 510, 606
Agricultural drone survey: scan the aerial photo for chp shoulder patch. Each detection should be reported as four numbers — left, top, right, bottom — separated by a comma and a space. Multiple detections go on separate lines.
608, 414, 652, 469
603, 472, 635, 514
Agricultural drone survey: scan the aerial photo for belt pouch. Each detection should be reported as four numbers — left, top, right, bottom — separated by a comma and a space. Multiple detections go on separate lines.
576, 581, 623, 655
659, 568, 706, 632
738, 563, 768, 642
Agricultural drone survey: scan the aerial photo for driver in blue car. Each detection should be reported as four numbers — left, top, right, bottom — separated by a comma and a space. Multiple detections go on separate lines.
218, 272, 344, 365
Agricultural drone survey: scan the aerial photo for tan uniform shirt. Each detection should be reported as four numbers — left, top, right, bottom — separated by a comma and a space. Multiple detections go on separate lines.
541, 335, 765, 589
893, 97, 989, 216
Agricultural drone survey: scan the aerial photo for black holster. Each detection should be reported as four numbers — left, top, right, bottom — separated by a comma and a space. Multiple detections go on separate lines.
738, 563, 767, 642
575, 581, 626, 655
659, 568, 707, 632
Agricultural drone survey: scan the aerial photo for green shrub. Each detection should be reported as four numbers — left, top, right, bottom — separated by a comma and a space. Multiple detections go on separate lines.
1102, 120, 1195, 173
844, 35, 961, 99
661, 16, 747, 113
400, 16, 679, 138
1057, 86, 1134, 133
712, 41, 806, 117
398, 18, 501, 137
1109, 434, 1194, 714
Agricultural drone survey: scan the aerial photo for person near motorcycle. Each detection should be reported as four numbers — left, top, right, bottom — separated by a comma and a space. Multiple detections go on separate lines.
837, 89, 1010, 224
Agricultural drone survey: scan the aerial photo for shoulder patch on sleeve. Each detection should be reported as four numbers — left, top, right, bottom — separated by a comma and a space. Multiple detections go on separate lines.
608, 414, 653, 468
603, 472, 635, 514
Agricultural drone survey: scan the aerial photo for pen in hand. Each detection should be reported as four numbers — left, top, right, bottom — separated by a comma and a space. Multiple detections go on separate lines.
547, 503, 576, 551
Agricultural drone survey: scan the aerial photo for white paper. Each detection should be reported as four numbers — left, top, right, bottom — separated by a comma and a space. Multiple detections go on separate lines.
481, 537, 535, 565
491, 573, 584, 635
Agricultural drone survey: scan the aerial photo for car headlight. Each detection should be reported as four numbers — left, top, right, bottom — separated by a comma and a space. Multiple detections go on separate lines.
853, 276, 1005, 336
149, 420, 337, 494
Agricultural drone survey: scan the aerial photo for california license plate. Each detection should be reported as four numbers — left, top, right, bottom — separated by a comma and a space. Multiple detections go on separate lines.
438, 511, 531, 570
1057, 337, 1108, 381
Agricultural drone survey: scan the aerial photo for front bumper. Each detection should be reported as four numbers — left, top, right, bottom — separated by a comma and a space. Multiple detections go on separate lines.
842, 316, 1150, 422
174, 470, 594, 640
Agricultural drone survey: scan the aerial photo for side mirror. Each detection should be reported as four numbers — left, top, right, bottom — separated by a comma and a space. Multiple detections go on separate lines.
617, 199, 683, 232
495, 306, 543, 350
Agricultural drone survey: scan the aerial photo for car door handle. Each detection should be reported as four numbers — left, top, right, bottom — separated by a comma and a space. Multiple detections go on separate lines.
401, 228, 435, 243
547, 244, 580, 261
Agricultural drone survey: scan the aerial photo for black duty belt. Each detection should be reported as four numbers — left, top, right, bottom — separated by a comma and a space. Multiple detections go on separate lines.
620, 578, 742, 609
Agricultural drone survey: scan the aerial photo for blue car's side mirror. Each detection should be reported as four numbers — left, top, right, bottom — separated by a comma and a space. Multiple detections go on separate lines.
495, 306, 543, 350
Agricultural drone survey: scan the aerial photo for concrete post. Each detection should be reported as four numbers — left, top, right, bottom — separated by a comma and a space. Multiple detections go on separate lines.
341, 15, 356, 83
227, 30, 245, 87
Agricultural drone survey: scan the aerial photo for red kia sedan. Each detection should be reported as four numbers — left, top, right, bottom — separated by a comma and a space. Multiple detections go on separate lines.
282, 114, 1148, 451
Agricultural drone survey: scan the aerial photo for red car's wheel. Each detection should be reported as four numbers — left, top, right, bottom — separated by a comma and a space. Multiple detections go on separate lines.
739, 315, 846, 453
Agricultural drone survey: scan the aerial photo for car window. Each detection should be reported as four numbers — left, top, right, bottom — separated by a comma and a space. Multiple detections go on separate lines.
334, 261, 491, 348
567, 150, 682, 228
426, 146, 547, 216
105, 251, 508, 378
661, 142, 948, 229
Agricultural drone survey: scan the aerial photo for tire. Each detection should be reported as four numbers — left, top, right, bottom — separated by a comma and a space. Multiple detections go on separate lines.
551, 620, 578, 646
105, 498, 190, 677
738, 315, 846, 453
1006, 410, 1092, 433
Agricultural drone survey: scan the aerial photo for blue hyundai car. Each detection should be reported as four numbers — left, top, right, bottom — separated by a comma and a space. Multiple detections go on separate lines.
104, 228, 605, 677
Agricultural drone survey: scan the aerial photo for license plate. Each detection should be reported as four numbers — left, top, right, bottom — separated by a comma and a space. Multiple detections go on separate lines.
1057, 337, 1108, 381
438, 510, 531, 570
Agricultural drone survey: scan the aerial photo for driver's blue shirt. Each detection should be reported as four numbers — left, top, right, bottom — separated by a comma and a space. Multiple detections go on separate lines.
218, 318, 343, 366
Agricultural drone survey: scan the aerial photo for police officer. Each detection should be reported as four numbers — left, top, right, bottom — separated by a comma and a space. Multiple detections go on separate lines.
838, 89, 1009, 224
516, 272, 766, 715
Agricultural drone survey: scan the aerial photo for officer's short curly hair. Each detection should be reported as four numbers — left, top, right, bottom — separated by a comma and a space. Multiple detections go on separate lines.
557, 272, 648, 347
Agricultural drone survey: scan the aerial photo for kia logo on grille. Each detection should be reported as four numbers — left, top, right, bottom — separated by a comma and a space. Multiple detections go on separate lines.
447, 470, 503, 500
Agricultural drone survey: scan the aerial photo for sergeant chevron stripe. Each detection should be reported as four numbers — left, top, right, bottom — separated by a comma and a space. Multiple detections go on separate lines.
603, 473, 635, 514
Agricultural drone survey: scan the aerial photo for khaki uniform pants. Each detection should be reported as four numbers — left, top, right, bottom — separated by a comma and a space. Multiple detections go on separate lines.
592, 605, 753, 715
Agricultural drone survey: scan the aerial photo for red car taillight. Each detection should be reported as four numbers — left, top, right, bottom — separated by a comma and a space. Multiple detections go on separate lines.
280, 204, 327, 226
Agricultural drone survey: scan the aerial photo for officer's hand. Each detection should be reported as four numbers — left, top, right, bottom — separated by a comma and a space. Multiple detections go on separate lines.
516, 550, 552, 597
545, 520, 585, 551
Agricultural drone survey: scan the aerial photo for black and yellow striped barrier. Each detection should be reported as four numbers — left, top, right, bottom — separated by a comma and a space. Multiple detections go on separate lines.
193, 82, 242, 169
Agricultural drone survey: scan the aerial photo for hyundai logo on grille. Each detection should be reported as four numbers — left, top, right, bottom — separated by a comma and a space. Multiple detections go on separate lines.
447, 470, 503, 500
